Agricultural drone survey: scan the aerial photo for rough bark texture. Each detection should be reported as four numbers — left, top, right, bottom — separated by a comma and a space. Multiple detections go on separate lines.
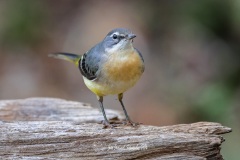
0, 97, 122, 123
0, 98, 232, 160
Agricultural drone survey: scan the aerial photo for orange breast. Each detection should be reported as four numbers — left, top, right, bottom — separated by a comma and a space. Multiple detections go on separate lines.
103, 50, 144, 82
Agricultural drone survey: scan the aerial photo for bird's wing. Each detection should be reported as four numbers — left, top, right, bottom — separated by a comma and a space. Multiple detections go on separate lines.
79, 45, 102, 81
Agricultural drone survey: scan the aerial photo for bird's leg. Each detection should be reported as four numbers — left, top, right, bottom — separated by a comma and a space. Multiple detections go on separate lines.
97, 96, 116, 128
118, 93, 140, 127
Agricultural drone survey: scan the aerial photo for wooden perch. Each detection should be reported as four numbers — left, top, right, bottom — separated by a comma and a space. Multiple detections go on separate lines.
0, 97, 122, 123
0, 98, 232, 160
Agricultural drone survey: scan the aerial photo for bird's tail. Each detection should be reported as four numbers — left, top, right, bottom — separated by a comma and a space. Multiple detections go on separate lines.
49, 52, 82, 67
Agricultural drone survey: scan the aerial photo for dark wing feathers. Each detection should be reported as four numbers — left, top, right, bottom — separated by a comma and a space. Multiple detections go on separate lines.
79, 45, 102, 80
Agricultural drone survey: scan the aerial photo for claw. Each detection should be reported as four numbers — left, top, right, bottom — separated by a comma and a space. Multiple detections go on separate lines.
101, 120, 117, 129
122, 120, 142, 127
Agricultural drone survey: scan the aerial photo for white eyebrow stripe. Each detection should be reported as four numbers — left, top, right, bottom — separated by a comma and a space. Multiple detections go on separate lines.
110, 32, 119, 37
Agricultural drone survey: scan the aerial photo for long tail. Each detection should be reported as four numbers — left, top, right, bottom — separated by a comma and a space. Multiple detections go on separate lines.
49, 52, 82, 67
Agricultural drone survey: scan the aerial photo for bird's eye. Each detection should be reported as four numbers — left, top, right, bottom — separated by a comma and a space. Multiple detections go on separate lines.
112, 34, 118, 39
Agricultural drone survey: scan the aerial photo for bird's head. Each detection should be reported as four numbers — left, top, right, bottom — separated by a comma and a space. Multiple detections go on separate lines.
103, 28, 136, 53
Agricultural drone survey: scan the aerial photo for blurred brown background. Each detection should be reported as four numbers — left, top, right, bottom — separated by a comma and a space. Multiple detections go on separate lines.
0, 0, 239, 159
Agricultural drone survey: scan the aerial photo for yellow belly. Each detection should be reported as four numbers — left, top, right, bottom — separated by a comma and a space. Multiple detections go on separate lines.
83, 49, 144, 96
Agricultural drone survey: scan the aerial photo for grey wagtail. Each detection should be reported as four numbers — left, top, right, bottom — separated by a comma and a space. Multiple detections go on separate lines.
49, 28, 144, 128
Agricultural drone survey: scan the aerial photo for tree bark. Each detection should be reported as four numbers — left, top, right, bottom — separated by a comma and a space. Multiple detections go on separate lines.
0, 98, 232, 160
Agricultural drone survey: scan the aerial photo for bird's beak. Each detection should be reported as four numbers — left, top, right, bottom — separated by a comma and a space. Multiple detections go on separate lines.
127, 34, 136, 40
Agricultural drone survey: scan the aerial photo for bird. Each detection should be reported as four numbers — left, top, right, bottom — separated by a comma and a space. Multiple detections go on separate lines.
49, 28, 144, 128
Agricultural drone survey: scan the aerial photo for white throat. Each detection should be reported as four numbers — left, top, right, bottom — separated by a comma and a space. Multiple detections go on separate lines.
105, 40, 133, 54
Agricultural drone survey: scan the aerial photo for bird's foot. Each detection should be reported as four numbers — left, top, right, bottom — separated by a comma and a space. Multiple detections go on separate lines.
122, 119, 142, 127
101, 120, 117, 129
99, 119, 142, 128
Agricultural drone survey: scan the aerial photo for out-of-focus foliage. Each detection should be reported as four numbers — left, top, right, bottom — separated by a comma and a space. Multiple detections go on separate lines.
0, 0, 239, 159
1, 0, 47, 51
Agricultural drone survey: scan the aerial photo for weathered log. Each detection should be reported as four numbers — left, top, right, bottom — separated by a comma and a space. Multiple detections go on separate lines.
0, 97, 122, 123
0, 98, 232, 160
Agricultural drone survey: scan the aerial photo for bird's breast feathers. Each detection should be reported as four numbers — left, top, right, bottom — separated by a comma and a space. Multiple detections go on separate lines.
103, 49, 144, 82
83, 49, 144, 96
